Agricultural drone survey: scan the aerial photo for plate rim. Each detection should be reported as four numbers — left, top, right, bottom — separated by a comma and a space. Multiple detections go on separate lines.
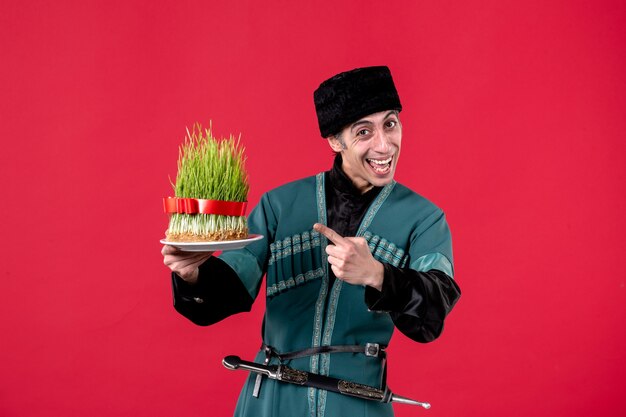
159, 233, 263, 247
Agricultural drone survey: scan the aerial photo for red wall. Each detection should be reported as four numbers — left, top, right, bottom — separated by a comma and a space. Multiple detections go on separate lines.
1, 1, 625, 416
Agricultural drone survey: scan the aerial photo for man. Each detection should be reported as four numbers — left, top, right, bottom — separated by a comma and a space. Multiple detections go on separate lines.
162, 66, 461, 417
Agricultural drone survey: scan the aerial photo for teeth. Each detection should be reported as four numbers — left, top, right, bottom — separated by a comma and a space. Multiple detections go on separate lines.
367, 157, 392, 165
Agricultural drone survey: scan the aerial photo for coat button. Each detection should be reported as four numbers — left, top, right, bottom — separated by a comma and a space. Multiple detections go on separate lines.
193, 297, 204, 304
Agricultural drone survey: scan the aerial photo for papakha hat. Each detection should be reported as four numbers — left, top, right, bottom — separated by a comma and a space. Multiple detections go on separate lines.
313, 66, 402, 138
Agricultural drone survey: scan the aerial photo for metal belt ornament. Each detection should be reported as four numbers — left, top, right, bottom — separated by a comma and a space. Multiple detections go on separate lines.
163, 197, 247, 217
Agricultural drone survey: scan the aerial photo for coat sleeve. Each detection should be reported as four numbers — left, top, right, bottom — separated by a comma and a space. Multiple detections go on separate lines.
170, 193, 276, 326
364, 209, 461, 343
364, 266, 460, 342
171, 257, 254, 326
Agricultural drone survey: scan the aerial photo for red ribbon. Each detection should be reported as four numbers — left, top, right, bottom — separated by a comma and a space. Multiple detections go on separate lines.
163, 197, 247, 216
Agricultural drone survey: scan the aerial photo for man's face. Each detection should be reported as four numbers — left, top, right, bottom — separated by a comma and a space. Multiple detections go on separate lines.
329, 110, 402, 193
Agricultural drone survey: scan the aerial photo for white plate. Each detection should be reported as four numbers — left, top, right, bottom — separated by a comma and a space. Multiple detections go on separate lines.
160, 234, 264, 252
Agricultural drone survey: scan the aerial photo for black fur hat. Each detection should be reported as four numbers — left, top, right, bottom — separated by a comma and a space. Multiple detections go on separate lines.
313, 66, 402, 138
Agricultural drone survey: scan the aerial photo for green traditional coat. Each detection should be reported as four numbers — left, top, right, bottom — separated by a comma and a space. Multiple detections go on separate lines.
218, 173, 454, 417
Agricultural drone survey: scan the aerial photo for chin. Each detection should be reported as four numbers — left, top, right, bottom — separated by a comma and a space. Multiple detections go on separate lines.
369, 173, 395, 187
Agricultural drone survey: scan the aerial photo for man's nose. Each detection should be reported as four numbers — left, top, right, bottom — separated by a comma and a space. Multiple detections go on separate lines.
372, 129, 391, 153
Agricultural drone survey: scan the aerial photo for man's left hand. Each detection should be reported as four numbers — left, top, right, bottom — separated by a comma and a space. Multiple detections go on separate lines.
313, 223, 384, 291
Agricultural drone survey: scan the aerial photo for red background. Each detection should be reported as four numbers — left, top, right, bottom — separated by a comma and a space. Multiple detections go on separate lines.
1, 1, 625, 416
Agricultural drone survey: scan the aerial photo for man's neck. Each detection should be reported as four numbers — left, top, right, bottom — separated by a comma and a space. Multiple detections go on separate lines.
330, 154, 378, 196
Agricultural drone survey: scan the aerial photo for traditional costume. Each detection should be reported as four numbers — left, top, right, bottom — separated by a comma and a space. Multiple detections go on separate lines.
171, 66, 461, 417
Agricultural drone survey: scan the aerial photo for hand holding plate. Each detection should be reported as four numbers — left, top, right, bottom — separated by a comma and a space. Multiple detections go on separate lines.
162, 245, 213, 284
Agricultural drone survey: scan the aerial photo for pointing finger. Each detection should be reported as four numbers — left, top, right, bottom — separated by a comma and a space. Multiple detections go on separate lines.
313, 223, 348, 246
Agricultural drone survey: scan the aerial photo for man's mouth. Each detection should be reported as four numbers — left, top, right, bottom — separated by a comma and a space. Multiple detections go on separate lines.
366, 156, 393, 174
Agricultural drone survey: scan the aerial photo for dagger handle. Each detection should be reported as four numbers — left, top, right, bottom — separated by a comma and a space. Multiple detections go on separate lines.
222, 355, 242, 370
222, 356, 277, 379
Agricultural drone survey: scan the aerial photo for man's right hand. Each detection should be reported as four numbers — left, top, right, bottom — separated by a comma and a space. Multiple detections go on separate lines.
162, 245, 214, 284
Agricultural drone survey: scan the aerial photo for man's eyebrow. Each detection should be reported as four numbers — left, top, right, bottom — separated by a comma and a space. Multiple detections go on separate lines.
350, 119, 373, 132
384, 110, 398, 119
350, 111, 399, 132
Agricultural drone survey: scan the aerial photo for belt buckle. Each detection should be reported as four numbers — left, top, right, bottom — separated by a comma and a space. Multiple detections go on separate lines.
365, 343, 380, 357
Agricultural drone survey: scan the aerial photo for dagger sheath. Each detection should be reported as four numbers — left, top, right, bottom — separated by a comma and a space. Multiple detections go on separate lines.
222, 355, 430, 409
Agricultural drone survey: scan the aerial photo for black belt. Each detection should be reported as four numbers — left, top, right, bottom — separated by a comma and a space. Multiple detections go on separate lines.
252, 343, 388, 398
261, 342, 387, 360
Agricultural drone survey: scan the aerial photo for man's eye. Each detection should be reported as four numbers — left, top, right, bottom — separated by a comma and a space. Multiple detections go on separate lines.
385, 120, 397, 128
357, 129, 370, 136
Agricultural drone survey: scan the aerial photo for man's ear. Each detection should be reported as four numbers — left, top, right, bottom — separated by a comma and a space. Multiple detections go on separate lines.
327, 136, 344, 153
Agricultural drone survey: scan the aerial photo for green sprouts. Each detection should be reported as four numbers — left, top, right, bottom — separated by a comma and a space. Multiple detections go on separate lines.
174, 124, 249, 201
166, 123, 249, 241
167, 213, 247, 240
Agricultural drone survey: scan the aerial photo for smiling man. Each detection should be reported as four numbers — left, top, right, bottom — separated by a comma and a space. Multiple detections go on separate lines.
162, 66, 461, 417
329, 110, 401, 192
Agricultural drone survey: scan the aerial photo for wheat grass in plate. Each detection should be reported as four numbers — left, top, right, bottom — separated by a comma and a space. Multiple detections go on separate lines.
166, 123, 249, 242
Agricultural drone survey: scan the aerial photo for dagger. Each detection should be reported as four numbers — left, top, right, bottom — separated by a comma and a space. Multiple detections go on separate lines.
222, 355, 430, 409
